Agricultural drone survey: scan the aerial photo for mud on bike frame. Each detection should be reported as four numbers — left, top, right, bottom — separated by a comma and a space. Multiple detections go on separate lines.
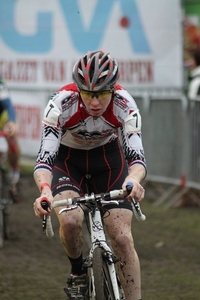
40, 176, 146, 299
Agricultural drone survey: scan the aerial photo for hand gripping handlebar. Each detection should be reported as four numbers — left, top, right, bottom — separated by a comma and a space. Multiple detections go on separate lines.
41, 197, 54, 238
125, 182, 146, 221
41, 182, 146, 238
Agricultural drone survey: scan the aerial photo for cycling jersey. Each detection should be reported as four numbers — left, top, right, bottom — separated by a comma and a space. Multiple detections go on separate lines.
0, 76, 16, 123
35, 83, 146, 174
188, 66, 200, 100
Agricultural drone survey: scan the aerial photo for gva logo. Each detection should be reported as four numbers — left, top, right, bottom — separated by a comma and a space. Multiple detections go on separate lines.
0, 0, 151, 54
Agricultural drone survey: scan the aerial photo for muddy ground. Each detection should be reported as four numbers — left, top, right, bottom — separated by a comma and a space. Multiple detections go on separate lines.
0, 171, 200, 300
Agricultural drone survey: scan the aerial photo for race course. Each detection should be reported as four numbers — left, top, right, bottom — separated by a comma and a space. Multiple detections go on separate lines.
0, 169, 199, 300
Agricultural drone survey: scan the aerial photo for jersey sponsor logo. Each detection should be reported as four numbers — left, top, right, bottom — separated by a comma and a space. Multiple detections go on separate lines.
114, 94, 129, 110
73, 129, 115, 142
58, 176, 70, 182
67, 115, 117, 143
61, 93, 79, 111
56, 183, 80, 193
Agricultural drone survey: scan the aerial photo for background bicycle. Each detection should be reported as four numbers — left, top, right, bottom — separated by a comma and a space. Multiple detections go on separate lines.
0, 131, 17, 248
41, 180, 146, 300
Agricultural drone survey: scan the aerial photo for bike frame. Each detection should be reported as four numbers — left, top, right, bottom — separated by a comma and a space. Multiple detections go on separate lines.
0, 131, 16, 248
41, 185, 146, 299
86, 205, 122, 299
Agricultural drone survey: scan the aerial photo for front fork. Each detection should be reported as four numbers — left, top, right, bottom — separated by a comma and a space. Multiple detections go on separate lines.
85, 208, 122, 300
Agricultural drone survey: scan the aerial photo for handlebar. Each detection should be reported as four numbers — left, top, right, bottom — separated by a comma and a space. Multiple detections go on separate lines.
41, 197, 54, 238
41, 182, 146, 238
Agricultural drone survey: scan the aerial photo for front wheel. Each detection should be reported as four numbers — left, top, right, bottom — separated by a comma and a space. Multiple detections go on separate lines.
3, 211, 10, 240
93, 247, 118, 300
0, 209, 4, 248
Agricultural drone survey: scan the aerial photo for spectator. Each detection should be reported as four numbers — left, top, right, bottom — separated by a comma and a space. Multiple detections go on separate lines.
0, 75, 21, 202
188, 49, 200, 100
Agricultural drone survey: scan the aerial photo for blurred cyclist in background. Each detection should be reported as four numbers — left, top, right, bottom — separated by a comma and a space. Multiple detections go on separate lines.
33, 50, 146, 300
188, 48, 200, 100
0, 75, 21, 203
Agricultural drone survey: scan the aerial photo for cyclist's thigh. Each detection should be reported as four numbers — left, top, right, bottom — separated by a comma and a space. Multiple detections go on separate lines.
51, 144, 85, 197
51, 145, 85, 223
103, 208, 133, 240
54, 190, 84, 227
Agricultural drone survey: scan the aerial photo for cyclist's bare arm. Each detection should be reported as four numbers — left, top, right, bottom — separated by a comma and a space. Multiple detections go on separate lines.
33, 169, 53, 218
122, 164, 146, 202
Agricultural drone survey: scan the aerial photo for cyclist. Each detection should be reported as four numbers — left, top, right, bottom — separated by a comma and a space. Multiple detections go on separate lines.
0, 75, 21, 203
188, 49, 200, 100
33, 50, 146, 300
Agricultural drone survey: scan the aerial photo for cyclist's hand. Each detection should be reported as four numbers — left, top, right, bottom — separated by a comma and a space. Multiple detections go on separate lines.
33, 196, 53, 218
3, 121, 19, 137
122, 176, 145, 202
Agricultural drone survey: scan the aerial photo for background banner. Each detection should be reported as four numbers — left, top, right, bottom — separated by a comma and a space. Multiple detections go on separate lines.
0, 0, 183, 156
0, 0, 183, 90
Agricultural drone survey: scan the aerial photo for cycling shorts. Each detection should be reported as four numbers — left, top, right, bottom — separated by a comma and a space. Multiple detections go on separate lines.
51, 139, 132, 212
0, 110, 8, 129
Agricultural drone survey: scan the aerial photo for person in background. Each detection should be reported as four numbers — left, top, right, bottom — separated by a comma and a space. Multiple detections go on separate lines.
188, 49, 200, 100
33, 50, 146, 300
0, 75, 21, 203
176, 49, 200, 208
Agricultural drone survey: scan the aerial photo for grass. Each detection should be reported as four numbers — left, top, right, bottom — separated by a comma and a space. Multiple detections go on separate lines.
1, 162, 199, 299
134, 200, 200, 299
20, 163, 34, 172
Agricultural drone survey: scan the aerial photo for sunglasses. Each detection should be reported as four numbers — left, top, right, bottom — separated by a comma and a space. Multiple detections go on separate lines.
80, 89, 113, 100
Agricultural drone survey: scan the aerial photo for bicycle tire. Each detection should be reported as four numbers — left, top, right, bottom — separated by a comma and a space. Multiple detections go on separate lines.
93, 247, 116, 300
3, 212, 10, 240
0, 167, 4, 248
0, 209, 4, 248
0, 167, 11, 245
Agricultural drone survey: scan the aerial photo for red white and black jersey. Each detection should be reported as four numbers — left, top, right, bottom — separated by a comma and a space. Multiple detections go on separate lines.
35, 83, 146, 174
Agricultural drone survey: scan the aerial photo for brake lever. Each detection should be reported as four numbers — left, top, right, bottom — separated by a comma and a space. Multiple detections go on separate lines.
125, 182, 146, 221
41, 198, 49, 234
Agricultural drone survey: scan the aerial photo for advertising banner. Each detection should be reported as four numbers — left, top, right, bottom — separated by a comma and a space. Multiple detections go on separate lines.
0, 0, 183, 90
0, 90, 45, 156
0, 0, 183, 156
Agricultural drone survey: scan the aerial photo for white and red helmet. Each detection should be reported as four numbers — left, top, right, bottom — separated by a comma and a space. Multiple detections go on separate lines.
72, 50, 119, 91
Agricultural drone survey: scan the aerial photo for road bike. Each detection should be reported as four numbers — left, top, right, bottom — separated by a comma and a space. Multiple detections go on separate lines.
0, 131, 17, 248
41, 178, 146, 300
